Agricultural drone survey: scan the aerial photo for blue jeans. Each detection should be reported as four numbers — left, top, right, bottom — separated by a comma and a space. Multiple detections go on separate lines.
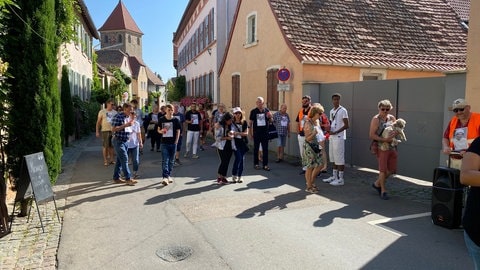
161, 143, 176, 178
465, 231, 480, 269
128, 146, 139, 172
113, 138, 131, 180
232, 147, 246, 177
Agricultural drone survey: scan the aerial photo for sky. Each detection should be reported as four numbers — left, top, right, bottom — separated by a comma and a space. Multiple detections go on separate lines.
83, 0, 190, 82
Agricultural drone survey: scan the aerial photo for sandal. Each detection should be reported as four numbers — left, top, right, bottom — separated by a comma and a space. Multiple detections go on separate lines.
305, 187, 318, 193
263, 166, 271, 171
254, 165, 261, 170
104, 161, 108, 166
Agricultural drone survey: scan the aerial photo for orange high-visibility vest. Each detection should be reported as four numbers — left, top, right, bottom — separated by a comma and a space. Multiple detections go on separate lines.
448, 113, 480, 149
297, 108, 310, 132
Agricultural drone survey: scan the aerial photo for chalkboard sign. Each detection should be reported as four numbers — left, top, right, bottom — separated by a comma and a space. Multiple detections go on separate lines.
15, 152, 54, 203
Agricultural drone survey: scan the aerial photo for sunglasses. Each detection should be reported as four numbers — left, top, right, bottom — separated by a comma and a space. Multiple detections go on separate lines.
453, 108, 465, 113
380, 108, 390, 112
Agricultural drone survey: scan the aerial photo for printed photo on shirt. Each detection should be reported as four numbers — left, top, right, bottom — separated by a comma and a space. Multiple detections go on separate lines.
256, 113, 266, 126
162, 122, 173, 137
453, 127, 468, 151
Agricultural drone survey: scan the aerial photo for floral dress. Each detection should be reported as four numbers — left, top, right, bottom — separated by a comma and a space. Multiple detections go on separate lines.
302, 119, 323, 168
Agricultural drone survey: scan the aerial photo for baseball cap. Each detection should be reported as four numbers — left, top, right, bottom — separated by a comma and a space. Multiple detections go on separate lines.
232, 107, 242, 114
452, 98, 469, 110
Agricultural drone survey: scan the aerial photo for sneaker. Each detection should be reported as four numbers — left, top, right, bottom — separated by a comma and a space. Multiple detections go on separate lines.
237, 177, 244, 183
322, 176, 336, 183
125, 179, 137, 186
174, 159, 182, 166
231, 176, 238, 183
217, 177, 228, 185
380, 192, 390, 200
192, 154, 199, 159
330, 178, 344, 186
200, 145, 205, 151
184, 152, 190, 158
161, 178, 169, 186
167, 176, 173, 183
113, 179, 125, 184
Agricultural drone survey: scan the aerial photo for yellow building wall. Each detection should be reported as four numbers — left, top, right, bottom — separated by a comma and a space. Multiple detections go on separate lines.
219, 0, 301, 114
466, 0, 480, 111
220, 0, 447, 116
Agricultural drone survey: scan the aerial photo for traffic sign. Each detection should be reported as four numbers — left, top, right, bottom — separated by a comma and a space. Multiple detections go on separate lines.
277, 68, 290, 82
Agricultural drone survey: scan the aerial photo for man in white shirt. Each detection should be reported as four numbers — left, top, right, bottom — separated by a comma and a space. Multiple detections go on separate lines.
323, 93, 349, 186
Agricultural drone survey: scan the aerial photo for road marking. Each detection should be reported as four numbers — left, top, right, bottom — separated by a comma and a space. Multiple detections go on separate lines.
368, 212, 431, 237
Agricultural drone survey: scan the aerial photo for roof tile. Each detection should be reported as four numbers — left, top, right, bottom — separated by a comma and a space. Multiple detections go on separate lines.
270, 0, 468, 71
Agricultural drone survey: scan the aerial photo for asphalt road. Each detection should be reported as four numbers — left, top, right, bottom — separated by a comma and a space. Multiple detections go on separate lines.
56, 136, 473, 269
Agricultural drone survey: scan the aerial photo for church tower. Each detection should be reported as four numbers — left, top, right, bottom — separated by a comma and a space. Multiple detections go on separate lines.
98, 0, 143, 59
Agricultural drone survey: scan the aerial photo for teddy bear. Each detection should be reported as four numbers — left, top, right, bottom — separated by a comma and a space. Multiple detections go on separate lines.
379, 118, 407, 151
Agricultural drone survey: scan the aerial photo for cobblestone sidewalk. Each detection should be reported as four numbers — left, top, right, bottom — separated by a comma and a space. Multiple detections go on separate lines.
0, 136, 91, 269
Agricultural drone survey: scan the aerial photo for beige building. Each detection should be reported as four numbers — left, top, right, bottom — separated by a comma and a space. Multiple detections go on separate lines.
219, 0, 467, 114
174, 0, 239, 104
58, 0, 99, 101
466, 0, 479, 110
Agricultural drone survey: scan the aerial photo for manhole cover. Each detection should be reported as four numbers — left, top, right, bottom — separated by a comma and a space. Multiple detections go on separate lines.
156, 246, 193, 262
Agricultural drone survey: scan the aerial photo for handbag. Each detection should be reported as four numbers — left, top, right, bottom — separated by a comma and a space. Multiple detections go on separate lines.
147, 123, 155, 131
268, 123, 278, 140
308, 141, 321, 154
369, 116, 386, 155
369, 140, 379, 155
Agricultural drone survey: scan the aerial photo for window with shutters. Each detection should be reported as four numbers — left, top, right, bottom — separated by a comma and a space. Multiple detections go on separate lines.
266, 69, 279, 111
232, 74, 240, 108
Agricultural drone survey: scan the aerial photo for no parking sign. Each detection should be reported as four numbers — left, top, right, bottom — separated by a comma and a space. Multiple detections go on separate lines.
277, 68, 290, 82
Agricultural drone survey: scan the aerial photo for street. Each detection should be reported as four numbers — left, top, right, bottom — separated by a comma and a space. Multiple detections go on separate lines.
5, 135, 471, 269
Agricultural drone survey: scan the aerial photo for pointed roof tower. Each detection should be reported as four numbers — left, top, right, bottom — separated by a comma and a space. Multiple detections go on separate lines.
98, 0, 143, 35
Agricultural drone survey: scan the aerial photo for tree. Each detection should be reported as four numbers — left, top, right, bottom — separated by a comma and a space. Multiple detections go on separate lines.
3, 0, 76, 184
61, 65, 75, 146
109, 66, 131, 101
168, 76, 186, 102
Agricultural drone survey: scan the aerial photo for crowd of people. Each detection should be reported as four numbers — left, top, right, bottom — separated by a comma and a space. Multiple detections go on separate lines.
94, 95, 480, 267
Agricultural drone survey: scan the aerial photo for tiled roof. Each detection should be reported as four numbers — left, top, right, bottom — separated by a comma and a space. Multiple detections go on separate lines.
146, 67, 164, 86
96, 49, 128, 68
128, 56, 146, 79
269, 0, 468, 71
98, 0, 143, 35
446, 0, 470, 22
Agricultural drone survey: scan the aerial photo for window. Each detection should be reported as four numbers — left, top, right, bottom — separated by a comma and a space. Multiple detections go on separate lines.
208, 72, 214, 98
118, 34, 122, 43
137, 37, 140, 45
128, 35, 131, 43
104, 35, 108, 44
209, 9, 214, 44
247, 13, 257, 45
232, 74, 240, 108
360, 69, 386, 81
266, 69, 279, 111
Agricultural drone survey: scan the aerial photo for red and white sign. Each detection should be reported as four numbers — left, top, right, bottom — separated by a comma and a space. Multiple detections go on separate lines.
277, 68, 290, 82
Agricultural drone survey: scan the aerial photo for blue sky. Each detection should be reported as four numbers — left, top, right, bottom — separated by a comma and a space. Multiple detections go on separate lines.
83, 0, 189, 82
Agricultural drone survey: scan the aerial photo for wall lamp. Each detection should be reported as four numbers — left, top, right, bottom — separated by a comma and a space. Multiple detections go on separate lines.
207, 48, 212, 55
194, 59, 197, 65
